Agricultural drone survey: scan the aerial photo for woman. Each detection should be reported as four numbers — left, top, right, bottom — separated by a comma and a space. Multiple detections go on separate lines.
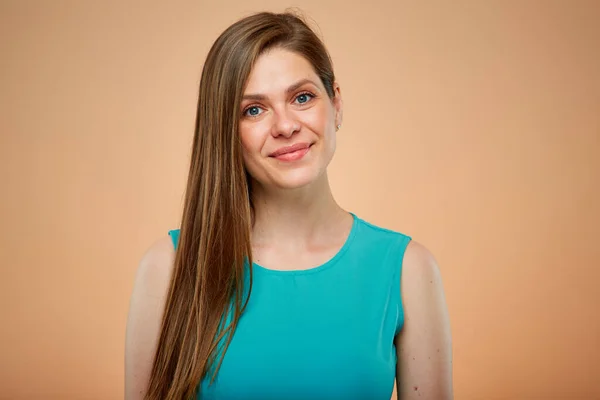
125, 11, 452, 400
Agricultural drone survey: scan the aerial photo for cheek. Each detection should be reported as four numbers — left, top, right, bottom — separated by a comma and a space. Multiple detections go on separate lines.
239, 126, 266, 174
239, 124, 262, 155
325, 128, 337, 158
305, 106, 331, 133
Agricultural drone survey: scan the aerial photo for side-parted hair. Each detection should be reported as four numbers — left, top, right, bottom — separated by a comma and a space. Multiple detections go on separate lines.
146, 11, 336, 399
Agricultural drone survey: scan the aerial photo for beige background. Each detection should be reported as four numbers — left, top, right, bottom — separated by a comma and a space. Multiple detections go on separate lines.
1, 1, 599, 399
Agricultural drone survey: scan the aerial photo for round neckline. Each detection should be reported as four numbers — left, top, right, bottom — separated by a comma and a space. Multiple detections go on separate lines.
251, 212, 359, 276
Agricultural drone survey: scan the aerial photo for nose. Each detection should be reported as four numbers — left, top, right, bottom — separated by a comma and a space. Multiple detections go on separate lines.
271, 107, 300, 138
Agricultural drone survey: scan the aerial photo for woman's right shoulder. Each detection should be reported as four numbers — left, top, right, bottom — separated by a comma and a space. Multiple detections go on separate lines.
135, 235, 175, 289
129, 234, 177, 323
138, 235, 175, 273
125, 236, 176, 399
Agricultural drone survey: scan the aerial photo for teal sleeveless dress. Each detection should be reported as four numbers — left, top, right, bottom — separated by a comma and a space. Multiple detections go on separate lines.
168, 212, 411, 399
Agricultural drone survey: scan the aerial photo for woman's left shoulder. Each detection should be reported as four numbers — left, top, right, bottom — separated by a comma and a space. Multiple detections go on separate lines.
396, 240, 453, 398
402, 240, 445, 291
404, 240, 439, 269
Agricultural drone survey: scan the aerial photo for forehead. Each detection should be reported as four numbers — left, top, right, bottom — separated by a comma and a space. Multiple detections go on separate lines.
243, 48, 321, 94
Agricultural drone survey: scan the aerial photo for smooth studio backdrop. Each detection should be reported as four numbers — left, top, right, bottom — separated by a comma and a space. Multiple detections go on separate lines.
1, 1, 599, 399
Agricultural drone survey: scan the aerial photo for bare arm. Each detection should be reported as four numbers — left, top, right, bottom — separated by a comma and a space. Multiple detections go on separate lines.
124, 237, 175, 400
395, 241, 453, 399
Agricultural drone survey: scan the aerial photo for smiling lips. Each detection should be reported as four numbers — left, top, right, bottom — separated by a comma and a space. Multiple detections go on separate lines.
269, 143, 312, 161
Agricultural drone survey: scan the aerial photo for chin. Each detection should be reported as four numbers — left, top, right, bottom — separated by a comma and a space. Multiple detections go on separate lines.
265, 166, 325, 190
247, 151, 333, 191
273, 173, 319, 189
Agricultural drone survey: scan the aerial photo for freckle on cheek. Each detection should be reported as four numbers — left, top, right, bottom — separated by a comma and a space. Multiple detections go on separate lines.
413, 386, 418, 391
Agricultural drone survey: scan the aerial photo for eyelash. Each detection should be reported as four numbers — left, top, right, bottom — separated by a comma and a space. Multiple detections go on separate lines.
242, 91, 316, 117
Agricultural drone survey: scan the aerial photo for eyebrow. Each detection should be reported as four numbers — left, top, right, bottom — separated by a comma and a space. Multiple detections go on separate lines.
242, 78, 319, 101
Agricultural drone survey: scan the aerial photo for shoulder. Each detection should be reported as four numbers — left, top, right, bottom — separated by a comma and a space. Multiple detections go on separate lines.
395, 240, 453, 397
127, 235, 177, 324
403, 240, 439, 277
140, 235, 176, 269
399, 240, 449, 334
401, 240, 444, 298
127, 235, 177, 334
135, 235, 176, 291
353, 214, 412, 249
125, 236, 176, 399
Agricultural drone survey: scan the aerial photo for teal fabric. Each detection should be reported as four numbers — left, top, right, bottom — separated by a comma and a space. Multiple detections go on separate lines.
168, 212, 411, 400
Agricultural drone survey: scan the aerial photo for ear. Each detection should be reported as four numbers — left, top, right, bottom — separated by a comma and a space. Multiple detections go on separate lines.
332, 82, 343, 128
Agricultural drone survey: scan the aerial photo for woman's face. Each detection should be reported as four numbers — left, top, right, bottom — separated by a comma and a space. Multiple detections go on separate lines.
238, 47, 342, 191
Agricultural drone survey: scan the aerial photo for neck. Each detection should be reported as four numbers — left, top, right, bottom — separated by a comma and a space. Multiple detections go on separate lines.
249, 172, 349, 247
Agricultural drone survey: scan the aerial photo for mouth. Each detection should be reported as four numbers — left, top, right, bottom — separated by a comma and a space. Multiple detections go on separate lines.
269, 143, 313, 162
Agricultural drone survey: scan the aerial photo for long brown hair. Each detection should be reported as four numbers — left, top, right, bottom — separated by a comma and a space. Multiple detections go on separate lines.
145, 10, 336, 399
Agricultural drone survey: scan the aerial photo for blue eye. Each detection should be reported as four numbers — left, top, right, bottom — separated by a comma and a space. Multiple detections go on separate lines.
244, 106, 262, 117
296, 93, 314, 104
